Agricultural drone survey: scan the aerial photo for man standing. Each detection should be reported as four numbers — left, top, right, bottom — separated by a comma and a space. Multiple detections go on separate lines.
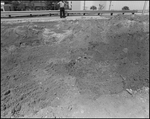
58, 1, 66, 18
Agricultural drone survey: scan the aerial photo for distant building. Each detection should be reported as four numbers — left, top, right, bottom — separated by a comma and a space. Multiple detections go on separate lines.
4, 4, 14, 11
1, 1, 14, 11
22, 1, 69, 10
22, 1, 46, 10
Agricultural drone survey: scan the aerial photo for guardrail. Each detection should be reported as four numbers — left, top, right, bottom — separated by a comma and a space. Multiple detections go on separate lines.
1, 10, 146, 18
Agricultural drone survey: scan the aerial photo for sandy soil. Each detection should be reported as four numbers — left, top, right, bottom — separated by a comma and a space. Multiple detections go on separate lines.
1, 15, 149, 118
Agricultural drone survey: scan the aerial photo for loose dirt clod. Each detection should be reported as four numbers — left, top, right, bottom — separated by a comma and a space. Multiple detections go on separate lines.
1, 15, 149, 118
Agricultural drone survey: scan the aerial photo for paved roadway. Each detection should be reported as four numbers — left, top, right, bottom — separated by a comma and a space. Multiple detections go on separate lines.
1, 12, 149, 24
1, 16, 109, 24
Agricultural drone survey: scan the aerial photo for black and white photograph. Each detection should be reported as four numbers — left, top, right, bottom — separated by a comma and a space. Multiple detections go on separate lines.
1, 0, 149, 118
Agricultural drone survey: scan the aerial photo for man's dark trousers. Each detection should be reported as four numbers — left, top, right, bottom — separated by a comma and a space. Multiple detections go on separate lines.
60, 7, 65, 18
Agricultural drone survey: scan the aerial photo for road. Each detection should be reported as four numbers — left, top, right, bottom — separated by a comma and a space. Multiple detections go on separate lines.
1, 16, 109, 23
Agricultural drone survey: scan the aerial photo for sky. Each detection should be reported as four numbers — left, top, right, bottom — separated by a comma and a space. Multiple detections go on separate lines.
110, 1, 149, 10
71, 1, 149, 10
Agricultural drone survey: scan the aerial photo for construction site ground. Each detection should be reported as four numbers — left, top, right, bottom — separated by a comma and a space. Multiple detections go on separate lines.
1, 15, 149, 118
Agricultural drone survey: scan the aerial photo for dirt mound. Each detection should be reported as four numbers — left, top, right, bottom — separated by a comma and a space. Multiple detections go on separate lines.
108, 14, 149, 23
1, 15, 149, 118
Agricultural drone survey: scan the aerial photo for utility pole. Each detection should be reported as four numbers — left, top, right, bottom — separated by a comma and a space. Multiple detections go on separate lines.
142, 1, 147, 15
109, 1, 112, 10
84, 0, 85, 10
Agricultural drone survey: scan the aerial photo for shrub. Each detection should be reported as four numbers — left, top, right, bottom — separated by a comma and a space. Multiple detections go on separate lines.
90, 6, 97, 10
122, 6, 130, 10
98, 4, 104, 10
